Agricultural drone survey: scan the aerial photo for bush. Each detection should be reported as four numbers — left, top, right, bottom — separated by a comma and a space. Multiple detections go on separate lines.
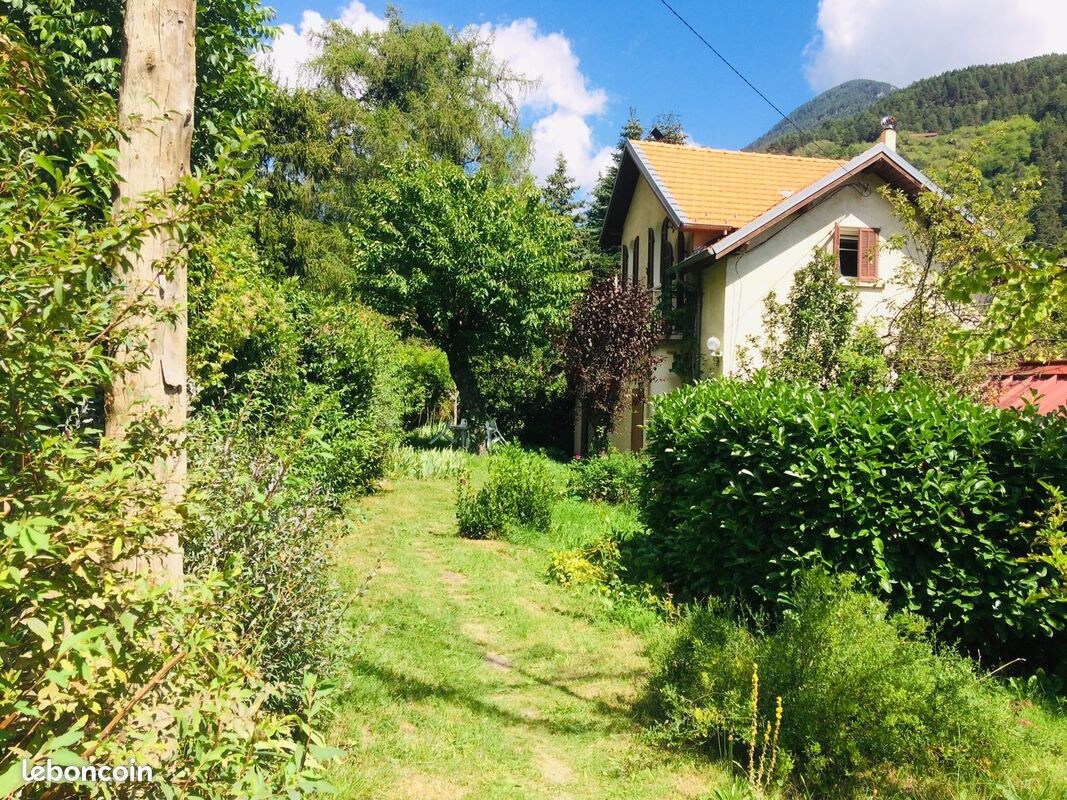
642, 376, 1067, 663
396, 340, 455, 429
569, 450, 646, 504
456, 445, 558, 539
185, 405, 346, 708
0, 27, 334, 795
299, 299, 402, 494
389, 444, 471, 480
648, 572, 1032, 797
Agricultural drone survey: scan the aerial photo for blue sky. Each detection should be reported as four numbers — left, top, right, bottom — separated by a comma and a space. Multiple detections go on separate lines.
261, 0, 1067, 189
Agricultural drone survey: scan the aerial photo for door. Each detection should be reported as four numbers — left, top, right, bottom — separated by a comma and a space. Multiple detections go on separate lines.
629, 388, 645, 451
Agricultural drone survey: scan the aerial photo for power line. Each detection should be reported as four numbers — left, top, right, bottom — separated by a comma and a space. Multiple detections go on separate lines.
657, 0, 835, 159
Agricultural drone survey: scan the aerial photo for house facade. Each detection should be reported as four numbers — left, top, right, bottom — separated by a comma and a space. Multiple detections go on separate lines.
580, 129, 939, 453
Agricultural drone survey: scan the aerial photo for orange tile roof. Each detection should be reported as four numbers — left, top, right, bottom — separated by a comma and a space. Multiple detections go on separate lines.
632, 140, 846, 229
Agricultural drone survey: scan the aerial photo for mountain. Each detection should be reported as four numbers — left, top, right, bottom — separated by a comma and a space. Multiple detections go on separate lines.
746, 79, 897, 151
754, 55, 1067, 244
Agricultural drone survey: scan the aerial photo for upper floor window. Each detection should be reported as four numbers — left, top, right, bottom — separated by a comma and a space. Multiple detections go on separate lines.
834, 224, 879, 281
632, 236, 640, 287
647, 228, 656, 288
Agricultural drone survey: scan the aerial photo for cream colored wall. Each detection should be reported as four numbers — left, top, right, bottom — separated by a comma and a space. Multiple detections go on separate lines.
602, 175, 681, 452
712, 177, 912, 376
619, 176, 672, 291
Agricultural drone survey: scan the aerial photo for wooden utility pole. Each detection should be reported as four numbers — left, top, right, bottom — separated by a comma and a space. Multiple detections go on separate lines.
107, 0, 196, 581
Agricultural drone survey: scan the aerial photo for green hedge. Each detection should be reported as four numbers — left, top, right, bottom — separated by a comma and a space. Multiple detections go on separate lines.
641, 377, 1067, 663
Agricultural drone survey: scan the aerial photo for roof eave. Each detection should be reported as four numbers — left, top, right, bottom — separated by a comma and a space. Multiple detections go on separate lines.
709, 144, 942, 260
599, 140, 688, 249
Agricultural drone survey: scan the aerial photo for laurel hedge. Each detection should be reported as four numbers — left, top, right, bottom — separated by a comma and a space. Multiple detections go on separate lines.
641, 377, 1067, 663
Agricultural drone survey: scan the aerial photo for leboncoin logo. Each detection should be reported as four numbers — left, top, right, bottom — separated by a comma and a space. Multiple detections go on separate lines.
21, 758, 154, 784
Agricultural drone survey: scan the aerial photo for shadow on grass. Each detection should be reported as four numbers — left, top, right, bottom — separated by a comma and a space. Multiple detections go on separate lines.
346, 657, 648, 738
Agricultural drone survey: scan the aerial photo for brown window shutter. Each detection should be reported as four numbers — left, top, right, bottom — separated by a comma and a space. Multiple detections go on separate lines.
632, 236, 640, 286
833, 223, 841, 259
859, 227, 879, 280
621, 246, 629, 286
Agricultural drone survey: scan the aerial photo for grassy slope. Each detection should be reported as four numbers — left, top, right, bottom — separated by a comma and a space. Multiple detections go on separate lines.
326, 470, 729, 800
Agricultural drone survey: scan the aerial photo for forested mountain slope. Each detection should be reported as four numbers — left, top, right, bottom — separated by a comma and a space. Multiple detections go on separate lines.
754, 55, 1067, 243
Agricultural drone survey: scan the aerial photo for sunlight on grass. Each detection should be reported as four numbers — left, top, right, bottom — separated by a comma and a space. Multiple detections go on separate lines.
326, 472, 729, 800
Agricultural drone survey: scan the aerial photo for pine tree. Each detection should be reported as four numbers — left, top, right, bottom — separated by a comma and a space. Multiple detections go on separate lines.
542, 152, 581, 220
584, 109, 644, 241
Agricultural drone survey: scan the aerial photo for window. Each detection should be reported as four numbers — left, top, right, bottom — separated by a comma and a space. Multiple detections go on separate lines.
632, 236, 640, 286
834, 224, 879, 281
661, 218, 675, 310
647, 228, 656, 288
620, 245, 629, 286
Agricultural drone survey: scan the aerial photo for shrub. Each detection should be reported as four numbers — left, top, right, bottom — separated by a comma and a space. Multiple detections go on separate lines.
185, 405, 346, 708
548, 537, 622, 587
569, 449, 646, 504
299, 299, 402, 494
456, 445, 558, 539
642, 376, 1067, 663
0, 27, 334, 795
389, 444, 471, 480
648, 572, 1030, 797
396, 340, 455, 429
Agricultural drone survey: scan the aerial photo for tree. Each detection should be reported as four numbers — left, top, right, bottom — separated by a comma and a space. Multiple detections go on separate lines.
311, 8, 528, 177
745, 251, 886, 388
563, 279, 661, 447
882, 151, 1065, 388
256, 10, 530, 290
5, 0, 274, 167
107, 0, 196, 580
542, 152, 581, 219
584, 110, 644, 248
354, 155, 581, 421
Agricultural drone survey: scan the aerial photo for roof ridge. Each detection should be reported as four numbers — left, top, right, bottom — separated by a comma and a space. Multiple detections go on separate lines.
632, 138, 846, 165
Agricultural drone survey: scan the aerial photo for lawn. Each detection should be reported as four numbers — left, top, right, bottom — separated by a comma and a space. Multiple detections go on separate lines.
325, 468, 730, 799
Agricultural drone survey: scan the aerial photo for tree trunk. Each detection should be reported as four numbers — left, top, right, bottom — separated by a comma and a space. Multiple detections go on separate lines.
107, 0, 196, 581
445, 347, 484, 425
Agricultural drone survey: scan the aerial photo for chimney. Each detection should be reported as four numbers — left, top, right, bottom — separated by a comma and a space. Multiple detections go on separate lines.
879, 115, 897, 151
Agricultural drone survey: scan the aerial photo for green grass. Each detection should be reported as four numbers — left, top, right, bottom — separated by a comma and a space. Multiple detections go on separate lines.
325, 465, 730, 799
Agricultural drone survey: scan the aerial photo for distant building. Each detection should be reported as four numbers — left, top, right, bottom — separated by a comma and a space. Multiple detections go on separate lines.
990, 361, 1067, 415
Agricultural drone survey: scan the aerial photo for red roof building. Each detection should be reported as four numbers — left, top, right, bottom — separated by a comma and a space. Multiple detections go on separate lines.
991, 361, 1067, 415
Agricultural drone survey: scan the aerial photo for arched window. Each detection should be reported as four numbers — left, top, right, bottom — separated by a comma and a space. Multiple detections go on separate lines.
632, 236, 640, 286
647, 228, 655, 288
620, 245, 629, 286
661, 218, 674, 306
675, 230, 689, 309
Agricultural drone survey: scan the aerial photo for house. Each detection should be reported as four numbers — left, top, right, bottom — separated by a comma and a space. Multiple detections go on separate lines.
580, 126, 941, 453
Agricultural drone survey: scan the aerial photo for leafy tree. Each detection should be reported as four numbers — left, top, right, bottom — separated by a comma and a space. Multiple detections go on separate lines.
647, 112, 688, 144
745, 251, 887, 388
5, 0, 275, 166
256, 10, 530, 290
542, 152, 581, 219
883, 152, 1066, 385
563, 279, 661, 447
353, 155, 581, 421
311, 8, 528, 177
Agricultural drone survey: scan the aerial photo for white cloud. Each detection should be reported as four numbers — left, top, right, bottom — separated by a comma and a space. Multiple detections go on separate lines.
805, 0, 1067, 90
257, 2, 387, 89
475, 18, 612, 190
530, 111, 615, 189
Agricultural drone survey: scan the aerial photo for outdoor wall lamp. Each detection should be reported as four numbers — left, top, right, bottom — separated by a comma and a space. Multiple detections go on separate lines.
705, 336, 722, 359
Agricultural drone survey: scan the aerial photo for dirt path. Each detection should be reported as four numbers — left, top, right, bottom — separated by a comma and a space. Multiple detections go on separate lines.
325, 476, 728, 800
